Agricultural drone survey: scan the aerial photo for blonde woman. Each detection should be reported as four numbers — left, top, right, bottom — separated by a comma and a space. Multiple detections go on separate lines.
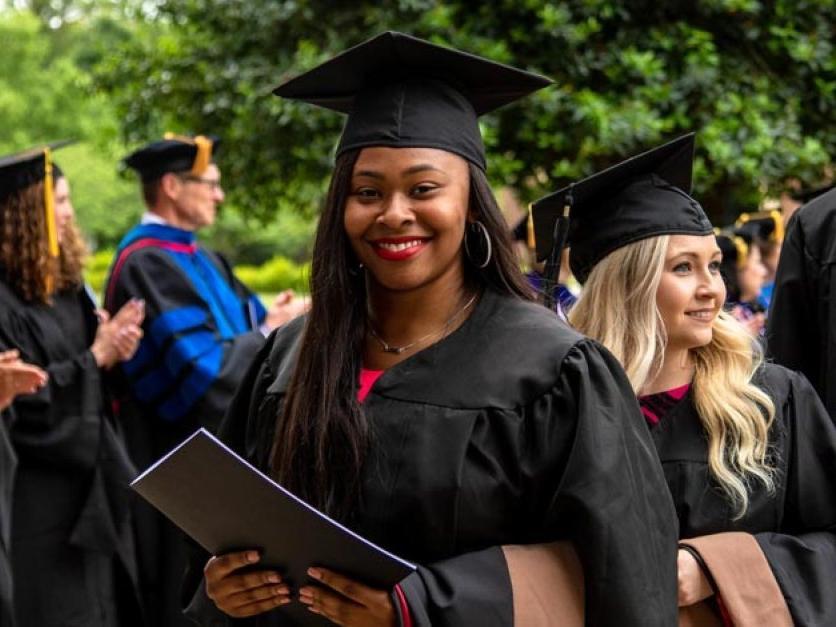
533, 134, 836, 626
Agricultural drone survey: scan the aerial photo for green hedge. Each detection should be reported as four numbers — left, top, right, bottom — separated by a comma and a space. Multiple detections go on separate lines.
85, 249, 115, 299
84, 249, 310, 299
234, 256, 310, 294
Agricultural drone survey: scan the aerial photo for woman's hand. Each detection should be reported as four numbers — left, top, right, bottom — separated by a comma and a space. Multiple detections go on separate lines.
204, 550, 291, 618
265, 290, 309, 330
677, 549, 713, 607
0, 350, 47, 410
91, 299, 145, 368
299, 567, 396, 627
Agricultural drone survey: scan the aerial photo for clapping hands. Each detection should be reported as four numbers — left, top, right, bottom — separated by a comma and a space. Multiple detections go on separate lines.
0, 349, 48, 411
91, 298, 146, 369
264, 290, 310, 331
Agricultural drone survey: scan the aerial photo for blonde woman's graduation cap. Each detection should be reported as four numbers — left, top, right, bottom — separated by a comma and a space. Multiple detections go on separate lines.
531, 133, 713, 284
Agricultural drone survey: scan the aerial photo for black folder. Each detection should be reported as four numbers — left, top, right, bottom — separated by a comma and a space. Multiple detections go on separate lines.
131, 428, 415, 626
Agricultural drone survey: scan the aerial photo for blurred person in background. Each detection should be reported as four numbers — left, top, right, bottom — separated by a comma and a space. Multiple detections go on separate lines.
511, 213, 577, 316
0, 143, 145, 627
105, 134, 306, 626
715, 230, 768, 337
768, 183, 836, 418
733, 210, 784, 310
0, 347, 46, 627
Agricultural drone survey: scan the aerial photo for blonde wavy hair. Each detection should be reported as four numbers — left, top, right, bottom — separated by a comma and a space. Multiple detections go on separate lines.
569, 235, 775, 517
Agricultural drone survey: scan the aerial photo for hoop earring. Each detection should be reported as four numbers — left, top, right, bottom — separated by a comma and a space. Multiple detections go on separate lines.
348, 262, 364, 277
464, 221, 492, 269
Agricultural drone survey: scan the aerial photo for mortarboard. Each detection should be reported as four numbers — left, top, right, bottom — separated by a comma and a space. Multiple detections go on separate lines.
272, 31, 552, 171
531, 133, 713, 285
0, 140, 75, 259
734, 210, 784, 244
124, 133, 220, 183
715, 229, 748, 270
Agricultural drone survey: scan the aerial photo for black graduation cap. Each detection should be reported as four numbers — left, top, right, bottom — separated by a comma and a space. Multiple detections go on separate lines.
272, 31, 552, 170
0, 140, 75, 258
715, 228, 748, 269
531, 133, 713, 284
124, 133, 221, 183
734, 210, 784, 243
0, 140, 74, 201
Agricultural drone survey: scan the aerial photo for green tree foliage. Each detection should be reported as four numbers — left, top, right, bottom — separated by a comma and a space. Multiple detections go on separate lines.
93, 0, 835, 223
0, 9, 142, 248
1, 4, 314, 262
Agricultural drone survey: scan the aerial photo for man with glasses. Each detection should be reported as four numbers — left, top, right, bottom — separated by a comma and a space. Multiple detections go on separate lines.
104, 134, 305, 627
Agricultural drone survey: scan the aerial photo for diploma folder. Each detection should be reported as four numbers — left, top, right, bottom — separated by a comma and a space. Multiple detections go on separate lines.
131, 428, 416, 625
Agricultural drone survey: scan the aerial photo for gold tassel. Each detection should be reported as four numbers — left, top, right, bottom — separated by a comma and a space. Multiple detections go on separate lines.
733, 236, 748, 269
770, 209, 784, 242
526, 203, 536, 251
43, 148, 59, 258
163, 132, 213, 175
43, 147, 59, 295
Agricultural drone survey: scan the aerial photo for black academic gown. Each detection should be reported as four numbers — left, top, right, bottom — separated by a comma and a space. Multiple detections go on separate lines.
183, 290, 678, 627
0, 405, 15, 627
0, 282, 143, 627
105, 236, 267, 627
651, 363, 836, 625
767, 187, 836, 417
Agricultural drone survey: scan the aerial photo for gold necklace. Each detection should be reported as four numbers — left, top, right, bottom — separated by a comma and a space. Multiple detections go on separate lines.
368, 293, 478, 354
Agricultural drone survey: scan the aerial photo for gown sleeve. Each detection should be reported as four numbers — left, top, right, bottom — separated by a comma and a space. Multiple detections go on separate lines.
398, 339, 679, 627
108, 251, 265, 428
753, 370, 836, 626
0, 306, 102, 469
766, 215, 820, 394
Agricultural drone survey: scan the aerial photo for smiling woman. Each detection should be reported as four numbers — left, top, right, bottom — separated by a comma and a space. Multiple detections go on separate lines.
182, 32, 679, 627
537, 134, 836, 626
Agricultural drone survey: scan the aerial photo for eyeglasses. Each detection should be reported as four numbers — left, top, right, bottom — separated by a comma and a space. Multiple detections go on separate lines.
179, 174, 223, 190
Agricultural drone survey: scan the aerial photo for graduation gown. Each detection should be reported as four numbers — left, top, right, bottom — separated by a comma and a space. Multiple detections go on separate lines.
651, 363, 836, 625
767, 187, 836, 417
105, 222, 267, 627
0, 406, 15, 627
183, 290, 678, 626
0, 281, 143, 627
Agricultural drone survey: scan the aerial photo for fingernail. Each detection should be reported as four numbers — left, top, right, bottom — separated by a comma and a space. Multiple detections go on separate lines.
275, 586, 288, 595
246, 551, 259, 563
307, 567, 321, 580
267, 573, 280, 583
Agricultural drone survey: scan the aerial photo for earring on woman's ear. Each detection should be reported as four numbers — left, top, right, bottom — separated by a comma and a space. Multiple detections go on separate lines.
464, 221, 492, 269
348, 262, 364, 277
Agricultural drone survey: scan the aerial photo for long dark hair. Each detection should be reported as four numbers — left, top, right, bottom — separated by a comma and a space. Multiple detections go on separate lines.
270, 149, 533, 517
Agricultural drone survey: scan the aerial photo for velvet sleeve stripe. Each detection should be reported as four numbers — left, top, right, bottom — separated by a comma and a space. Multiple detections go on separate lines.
501, 542, 584, 627
149, 306, 208, 346
162, 330, 218, 375
156, 343, 224, 421
121, 338, 154, 377
680, 533, 792, 627
130, 330, 217, 401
